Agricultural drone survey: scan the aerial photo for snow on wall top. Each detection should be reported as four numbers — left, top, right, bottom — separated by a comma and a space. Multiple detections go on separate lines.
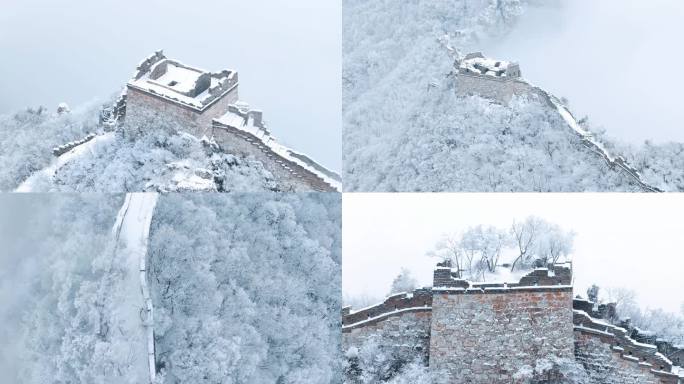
458, 52, 521, 79
128, 50, 238, 111
433, 260, 573, 292
215, 102, 342, 191
342, 288, 433, 330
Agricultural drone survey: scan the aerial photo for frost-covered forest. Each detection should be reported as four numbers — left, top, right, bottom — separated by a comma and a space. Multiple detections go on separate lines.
0, 193, 342, 384
0, 194, 128, 383
148, 193, 342, 383
0, 103, 279, 193
342, 0, 684, 192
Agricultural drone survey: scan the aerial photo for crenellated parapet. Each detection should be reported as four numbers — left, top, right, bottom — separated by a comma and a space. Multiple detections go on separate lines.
433, 260, 573, 294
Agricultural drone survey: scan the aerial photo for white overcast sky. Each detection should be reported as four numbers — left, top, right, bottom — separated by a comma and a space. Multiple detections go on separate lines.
482, 0, 684, 145
343, 193, 684, 314
0, 0, 341, 170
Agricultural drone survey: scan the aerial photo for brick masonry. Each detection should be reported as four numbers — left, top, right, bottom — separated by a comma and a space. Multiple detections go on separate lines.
429, 288, 574, 383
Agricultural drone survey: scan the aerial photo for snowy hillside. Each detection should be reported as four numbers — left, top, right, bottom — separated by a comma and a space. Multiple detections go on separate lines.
0, 102, 304, 193
0, 193, 342, 384
342, 0, 684, 192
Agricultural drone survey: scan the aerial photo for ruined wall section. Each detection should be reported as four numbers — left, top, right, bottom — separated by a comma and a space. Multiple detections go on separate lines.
342, 290, 433, 364
574, 310, 680, 384
429, 264, 574, 383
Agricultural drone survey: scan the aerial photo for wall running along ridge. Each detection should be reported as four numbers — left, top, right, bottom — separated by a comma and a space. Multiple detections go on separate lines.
453, 53, 661, 192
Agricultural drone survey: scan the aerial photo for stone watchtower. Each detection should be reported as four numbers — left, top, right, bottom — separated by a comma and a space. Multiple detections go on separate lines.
429, 261, 575, 383
124, 50, 239, 137
454, 52, 530, 104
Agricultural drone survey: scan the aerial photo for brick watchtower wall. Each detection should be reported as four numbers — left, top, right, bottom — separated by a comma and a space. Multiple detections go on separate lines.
125, 84, 238, 139
429, 264, 575, 383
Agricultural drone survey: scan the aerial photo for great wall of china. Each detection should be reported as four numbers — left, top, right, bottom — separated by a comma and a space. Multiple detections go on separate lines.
70, 51, 340, 192
453, 52, 661, 193
343, 261, 683, 384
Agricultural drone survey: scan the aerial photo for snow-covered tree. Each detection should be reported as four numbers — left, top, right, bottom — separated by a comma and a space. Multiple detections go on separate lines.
427, 216, 573, 279
604, 287, 637, 316
586, 285, 600, 303
511, 217, 574, 270
389, 268, 418, 295
460, 225, 509, 277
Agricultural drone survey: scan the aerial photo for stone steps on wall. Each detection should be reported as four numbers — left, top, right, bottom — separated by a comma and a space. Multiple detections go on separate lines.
574, 309, 679, 380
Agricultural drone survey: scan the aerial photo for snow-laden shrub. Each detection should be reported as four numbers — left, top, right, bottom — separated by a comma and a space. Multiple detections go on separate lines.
344, 333, 430, 384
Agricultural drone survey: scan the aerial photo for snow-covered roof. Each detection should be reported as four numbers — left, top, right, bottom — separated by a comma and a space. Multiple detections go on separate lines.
127, 51, 238, 111
458, 52, 521, 78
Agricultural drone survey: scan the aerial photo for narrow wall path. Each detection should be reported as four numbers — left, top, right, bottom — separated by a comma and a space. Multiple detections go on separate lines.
111, 192, 159, 383
118, 193, 159, 383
